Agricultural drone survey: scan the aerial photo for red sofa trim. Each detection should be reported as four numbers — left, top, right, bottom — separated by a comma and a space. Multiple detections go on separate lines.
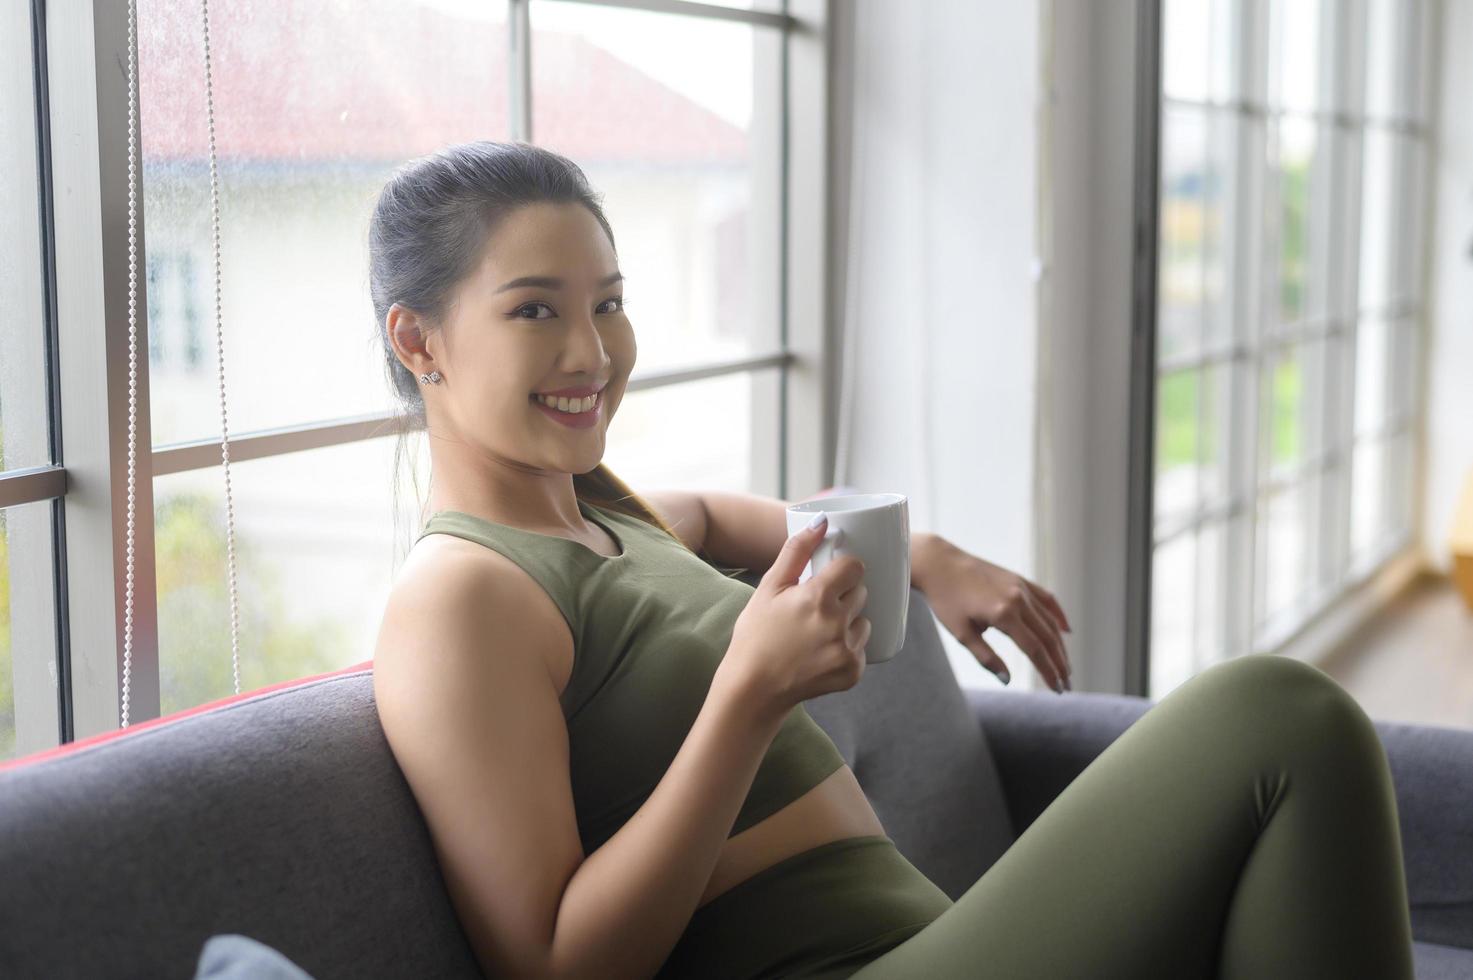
0, 658, 376, 775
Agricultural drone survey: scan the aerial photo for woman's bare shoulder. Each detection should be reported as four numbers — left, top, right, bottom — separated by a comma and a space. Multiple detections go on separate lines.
377, 534, 574, 688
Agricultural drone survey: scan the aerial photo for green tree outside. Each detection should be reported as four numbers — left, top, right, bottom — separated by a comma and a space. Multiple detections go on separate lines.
1, 481, 353, 760
1157, 149, 1308, 477
1158, 361, 1301, 473
155, 490, 350, 716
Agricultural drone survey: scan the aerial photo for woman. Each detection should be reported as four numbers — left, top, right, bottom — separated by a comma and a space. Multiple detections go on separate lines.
370, 140, 1415, 979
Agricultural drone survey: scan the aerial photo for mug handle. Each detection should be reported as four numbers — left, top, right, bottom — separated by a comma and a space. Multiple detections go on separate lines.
800, 526, 845, 584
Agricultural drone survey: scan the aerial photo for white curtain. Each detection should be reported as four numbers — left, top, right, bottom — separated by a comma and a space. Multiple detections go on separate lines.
829, 0, 1046, 689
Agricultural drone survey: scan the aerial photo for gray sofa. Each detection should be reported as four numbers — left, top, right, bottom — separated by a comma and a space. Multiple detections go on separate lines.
1, 583, 1469, 978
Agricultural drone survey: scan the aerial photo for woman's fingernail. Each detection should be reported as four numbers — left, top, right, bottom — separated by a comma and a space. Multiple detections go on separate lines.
1053, 678, 1064, 695
998, 669, 1010, 685
806, 511, 828, 530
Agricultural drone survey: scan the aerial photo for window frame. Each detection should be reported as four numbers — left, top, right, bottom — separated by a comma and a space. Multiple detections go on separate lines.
1142, 0, 1438, 695
4, 0, 833, 745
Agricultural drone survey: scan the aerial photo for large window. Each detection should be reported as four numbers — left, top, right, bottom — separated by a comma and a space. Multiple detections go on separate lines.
0, 0, 819, 754
1151, 0, 1434, 697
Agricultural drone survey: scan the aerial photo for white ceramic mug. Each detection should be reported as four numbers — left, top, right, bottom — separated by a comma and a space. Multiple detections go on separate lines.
784, 492, 910, 664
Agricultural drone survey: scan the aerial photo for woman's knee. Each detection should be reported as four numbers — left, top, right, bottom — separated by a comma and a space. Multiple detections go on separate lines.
1193, 654, 1381, 756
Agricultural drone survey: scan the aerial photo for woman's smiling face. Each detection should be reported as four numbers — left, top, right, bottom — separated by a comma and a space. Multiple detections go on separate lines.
431, 200, 635, 474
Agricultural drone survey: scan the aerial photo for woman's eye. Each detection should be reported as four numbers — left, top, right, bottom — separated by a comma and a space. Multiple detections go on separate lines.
514, 298, 623, 320
515, 302, 555, 320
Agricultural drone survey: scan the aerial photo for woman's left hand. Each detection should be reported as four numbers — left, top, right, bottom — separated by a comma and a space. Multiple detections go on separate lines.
914, 536, 1073, 692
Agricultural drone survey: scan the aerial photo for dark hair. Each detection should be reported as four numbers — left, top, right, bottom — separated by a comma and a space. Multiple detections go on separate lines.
368, 139, 688, 564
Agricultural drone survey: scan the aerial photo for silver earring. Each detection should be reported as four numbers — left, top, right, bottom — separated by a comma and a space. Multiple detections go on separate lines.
418, 370, 442, 385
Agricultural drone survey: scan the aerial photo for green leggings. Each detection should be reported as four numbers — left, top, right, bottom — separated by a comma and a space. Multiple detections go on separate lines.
847, 653, 1416, 979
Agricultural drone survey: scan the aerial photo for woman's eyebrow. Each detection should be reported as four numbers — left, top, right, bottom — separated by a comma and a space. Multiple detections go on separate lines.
494, 272, 624, 294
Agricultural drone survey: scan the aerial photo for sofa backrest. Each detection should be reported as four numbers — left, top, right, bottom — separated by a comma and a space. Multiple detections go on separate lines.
0, 666, 486, 978
0, 586, 1013, 977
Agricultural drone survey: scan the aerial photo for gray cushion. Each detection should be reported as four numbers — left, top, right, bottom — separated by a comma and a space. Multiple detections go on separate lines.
1411, 939, 1473, 980
799, 583, 1015, 900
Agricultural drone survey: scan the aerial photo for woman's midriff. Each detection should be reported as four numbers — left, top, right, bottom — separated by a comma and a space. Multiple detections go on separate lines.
694, 764, 886, 909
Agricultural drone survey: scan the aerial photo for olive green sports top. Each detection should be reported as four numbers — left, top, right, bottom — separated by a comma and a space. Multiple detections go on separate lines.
415, 499, 849, 855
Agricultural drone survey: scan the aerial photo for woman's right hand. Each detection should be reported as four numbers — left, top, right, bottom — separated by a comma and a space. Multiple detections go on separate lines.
713, 513, 872, 721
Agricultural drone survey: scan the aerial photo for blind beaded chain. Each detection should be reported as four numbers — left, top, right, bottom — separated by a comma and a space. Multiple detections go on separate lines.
121, 0, 243, 728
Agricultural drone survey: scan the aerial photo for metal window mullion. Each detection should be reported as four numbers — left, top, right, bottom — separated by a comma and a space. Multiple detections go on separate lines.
778, 0, 827, 501
1314, 0, 1351, 602
1331, 0, 1369, 598
149, 352, 795, 476
1259, 446, 1341, 498
4, 0, 66, 757
555, 0, 792, 30
1406, 0, 1442, 555
1127, 0, 1163, 696
0, 467, 68, 510
1234, 0, 1269, 653
509, 0, 531, 142
776, 0, 791, 500
1187, 106, 1211, 676
1154, 494, 1249, 551
1386, 2, 1426, 543
46, 0, 161, 738
1217, 0, 1254, 663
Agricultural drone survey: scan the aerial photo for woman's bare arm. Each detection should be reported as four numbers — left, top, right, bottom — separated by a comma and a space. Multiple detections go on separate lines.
549, 671, 788, 979
699, 489, 940, 586
375, 542, 788, 980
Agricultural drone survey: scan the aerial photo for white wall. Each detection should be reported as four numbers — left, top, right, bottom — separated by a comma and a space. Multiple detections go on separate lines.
1422, 0, 1473, 573
833, 0, 1042, 691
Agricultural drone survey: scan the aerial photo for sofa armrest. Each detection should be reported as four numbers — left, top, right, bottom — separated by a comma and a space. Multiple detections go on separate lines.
962, 688, 1148, 836
963, 687, 1473, 951
1371, 717, 1473, 950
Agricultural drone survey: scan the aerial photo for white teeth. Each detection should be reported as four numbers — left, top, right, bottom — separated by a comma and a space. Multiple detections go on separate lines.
536, 392, 598, 414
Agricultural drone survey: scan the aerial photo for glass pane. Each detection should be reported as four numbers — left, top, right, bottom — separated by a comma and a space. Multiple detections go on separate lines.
1260, 340, 1323, 479
1202, 112, 1238, 351
1329, 127, 1360, 320
1199, 361, 1232, 507
1354, 318, 1390, 437
1150, 530, 1197, 700
1163, 0, 1238, 103
604, 368, 777, 494
1159, 107, 1208, 361
1394, 134, 1428, 305
1196, 518, 1227, 664
1363, 0, 1407, 120
0, 1, 50, 474
1391, 317, 1419, 421
1407, 0, 1435, 124
530, 0, 783, 374
1155, 368, 1200, 527
1351, 438, 1387, 561
139, 0, 510, 446
1272, 118, 1324, 327
1387, 431, 1414, 539
1267, 0, 1323, 112
154, 435, 420, 714
1358, 127, 1397, 312
1259, 479, 1311, 626
0, 500, 60, 762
